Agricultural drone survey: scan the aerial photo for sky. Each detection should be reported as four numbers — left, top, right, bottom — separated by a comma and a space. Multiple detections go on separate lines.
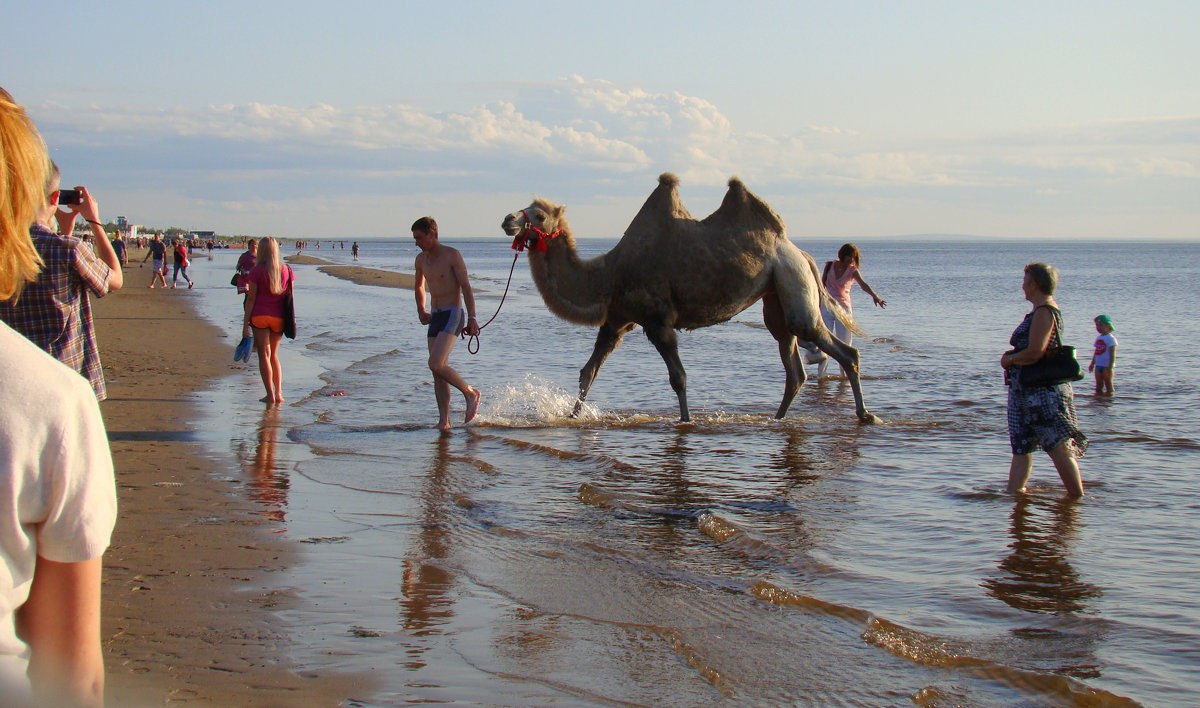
4, 1, 1198, 240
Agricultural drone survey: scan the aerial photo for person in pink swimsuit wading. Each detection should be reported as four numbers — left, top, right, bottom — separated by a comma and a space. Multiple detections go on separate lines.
817, 243, 888, 379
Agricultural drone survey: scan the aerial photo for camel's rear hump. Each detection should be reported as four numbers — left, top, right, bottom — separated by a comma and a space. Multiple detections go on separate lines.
704, 177, 787, 236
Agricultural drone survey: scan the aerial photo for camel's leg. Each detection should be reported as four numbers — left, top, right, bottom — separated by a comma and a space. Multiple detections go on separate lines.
642, 322, 690, 422
763, 292, 806, 419
573, 322, 634, 416
808, 329, 880, 424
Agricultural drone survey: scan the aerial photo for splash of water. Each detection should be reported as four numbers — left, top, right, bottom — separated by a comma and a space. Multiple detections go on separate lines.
480, 374, 602, 426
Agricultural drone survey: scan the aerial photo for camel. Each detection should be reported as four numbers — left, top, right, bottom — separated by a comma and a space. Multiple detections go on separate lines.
501, 173, 880, 424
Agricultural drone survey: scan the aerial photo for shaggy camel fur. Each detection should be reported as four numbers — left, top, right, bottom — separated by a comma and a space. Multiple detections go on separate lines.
501, 173, 879, 424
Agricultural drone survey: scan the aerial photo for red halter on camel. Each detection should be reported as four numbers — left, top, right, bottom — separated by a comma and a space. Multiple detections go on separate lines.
510, 208, 562, 252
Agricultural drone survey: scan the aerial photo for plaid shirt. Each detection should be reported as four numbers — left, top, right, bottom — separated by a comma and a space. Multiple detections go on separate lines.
0, 224, 111, 399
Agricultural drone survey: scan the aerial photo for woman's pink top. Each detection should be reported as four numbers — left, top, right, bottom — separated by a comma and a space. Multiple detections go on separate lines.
247, 264, 294, 318
823, 262, 858, 307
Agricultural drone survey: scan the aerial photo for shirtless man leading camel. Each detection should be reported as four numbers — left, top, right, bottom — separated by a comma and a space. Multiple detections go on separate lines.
412, 216, 482, 431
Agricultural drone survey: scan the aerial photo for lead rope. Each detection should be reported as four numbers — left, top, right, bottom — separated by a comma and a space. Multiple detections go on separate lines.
465, 250, 521, 354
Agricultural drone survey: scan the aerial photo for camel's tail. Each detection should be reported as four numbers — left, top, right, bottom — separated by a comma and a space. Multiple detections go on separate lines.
806, 253, 866, 338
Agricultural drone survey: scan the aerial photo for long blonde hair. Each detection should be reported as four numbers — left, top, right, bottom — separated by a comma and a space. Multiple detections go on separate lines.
257, 236, 284, 295
0, 87, 47, 301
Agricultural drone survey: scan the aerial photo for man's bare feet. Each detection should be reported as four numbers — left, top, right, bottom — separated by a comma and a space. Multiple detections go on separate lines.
464, 388, 482, 424
259, 395, 275, 404
437, 419, 452, 432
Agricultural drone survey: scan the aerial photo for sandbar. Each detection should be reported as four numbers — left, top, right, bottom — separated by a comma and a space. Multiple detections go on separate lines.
285, 254, 416, 289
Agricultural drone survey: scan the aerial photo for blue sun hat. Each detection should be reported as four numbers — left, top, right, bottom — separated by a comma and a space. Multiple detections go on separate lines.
1095, 314, 1114, 329
234, 335, 253, 362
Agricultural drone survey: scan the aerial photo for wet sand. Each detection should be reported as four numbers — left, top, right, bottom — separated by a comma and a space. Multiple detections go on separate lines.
93, 250, 370, 706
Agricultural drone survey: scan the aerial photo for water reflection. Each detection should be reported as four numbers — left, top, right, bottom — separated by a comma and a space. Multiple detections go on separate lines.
983, 498, 1102, 615
241, 406, 289, 522
399, 434, 457, 668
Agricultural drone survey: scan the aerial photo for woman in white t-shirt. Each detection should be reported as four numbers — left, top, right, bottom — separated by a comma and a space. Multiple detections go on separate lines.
0, 87, 116, 707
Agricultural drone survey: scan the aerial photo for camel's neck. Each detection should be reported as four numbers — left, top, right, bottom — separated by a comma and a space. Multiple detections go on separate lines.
527, 226, 609, 326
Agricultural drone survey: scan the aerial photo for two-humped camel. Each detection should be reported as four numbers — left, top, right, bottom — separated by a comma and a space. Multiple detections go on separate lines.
501, 173, 879, 424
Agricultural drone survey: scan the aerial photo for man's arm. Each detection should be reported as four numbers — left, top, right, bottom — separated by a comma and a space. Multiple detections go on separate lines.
454, 251, 479, 336
18, 556, 105, 708
414, 255, 431, 324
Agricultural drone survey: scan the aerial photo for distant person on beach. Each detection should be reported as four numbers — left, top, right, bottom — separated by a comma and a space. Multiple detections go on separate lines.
1089, 315, 1118, 396
170, 238, 193, 289
142, 233, 167, 288
242, 237, 294, 404
111, 233, 126, 266
235, 238, 258, 315
412, 217, 481, 431
0, 159, 124, 402
1000, 262, 1087, 498
352, 241, 360, 261
0, 84, 115, 708
817, 243, 887, 379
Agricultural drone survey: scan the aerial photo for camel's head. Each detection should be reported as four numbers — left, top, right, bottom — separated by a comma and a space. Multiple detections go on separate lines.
502, 198, 567, 252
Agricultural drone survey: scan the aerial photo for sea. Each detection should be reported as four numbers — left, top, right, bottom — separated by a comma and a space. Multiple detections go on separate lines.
178, 236, 1198, 707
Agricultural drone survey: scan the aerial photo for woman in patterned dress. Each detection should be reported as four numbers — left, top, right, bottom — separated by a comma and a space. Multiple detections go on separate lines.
1000, 262, 1087, 498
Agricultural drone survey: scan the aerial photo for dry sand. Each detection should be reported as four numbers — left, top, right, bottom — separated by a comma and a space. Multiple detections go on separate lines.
93, 250, 371, 706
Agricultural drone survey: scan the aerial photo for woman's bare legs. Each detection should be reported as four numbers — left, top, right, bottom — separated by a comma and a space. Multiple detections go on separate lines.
253, 327, 285, 403
1007, 454, 1033, 494
1048, 441, 1084, 498
1007, 444, 1083, 498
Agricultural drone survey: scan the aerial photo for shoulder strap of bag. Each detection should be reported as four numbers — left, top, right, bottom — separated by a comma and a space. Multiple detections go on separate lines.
1034, 304, 1063, 349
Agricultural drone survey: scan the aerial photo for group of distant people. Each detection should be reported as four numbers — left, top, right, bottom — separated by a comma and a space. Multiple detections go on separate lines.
138, 233, 194, 289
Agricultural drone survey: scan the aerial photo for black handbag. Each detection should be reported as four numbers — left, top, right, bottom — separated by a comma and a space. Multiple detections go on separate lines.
1019, 345, 1083, 387
281, 268, 296, 339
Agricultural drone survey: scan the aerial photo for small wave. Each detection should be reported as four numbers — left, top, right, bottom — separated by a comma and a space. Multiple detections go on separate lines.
751, 580, 1140, 706
656, 627, 733, 696
1108, 435, 1200, 451
696, 513, 787, 561
475, 433, 643, 474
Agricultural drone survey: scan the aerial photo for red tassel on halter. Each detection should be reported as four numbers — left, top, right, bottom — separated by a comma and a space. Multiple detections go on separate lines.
511, 226, 560, 252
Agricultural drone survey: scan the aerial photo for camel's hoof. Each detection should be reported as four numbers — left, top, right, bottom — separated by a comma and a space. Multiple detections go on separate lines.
858, 412, 882, 425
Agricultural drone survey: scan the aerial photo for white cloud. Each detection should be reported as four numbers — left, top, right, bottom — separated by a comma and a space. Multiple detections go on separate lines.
27, 78, 1200, 239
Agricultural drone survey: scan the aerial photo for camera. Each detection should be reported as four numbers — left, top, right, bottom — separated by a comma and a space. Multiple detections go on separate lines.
58, 189, 82, 206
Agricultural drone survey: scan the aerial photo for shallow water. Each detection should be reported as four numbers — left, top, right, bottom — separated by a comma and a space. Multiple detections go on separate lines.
185, 237, 1198, 706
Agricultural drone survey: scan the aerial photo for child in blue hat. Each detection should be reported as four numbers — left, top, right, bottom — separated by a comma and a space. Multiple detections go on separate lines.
1089, 315, 1118, 395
